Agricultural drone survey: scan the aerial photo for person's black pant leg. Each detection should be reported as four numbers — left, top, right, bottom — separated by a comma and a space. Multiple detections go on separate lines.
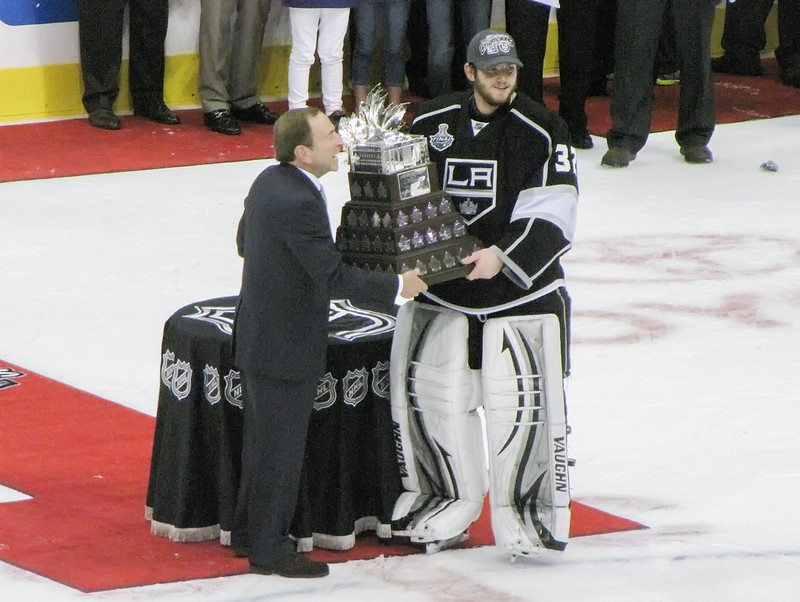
776, 0, 800, 71
505, 0, 550, 103
607, 0, 664, 152
238, 373, 318, 567
673, 0, 716, 149
78, 0, 126, 111
557, 0, 600, 134
128, 0, 169, 107
720, 0, 773, 59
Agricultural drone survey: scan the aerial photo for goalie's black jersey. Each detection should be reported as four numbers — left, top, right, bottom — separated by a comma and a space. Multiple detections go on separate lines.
410, 90, 579, 314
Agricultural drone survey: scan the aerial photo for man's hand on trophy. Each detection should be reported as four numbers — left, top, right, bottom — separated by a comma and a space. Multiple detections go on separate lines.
400, 268, 429, 298
463, 248, 503, 280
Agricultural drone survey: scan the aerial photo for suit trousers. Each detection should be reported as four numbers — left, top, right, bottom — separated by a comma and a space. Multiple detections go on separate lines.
78, 0, 168, 112
199, 0, 271, 112
505, 0, 599, 136
231, 372, 318, 567
607, 0, 716, 153
720, 0, 775, 59
721, 0, 800, 69
776, 0, 800, 70
287, 7, 351, 114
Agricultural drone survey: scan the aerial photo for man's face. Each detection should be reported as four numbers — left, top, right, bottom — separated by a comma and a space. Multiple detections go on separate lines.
303, 112, 343, 177
470, 63, 518, 109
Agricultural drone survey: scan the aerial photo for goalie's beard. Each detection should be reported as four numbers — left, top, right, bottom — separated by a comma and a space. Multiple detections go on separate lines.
470, 70, 518, 113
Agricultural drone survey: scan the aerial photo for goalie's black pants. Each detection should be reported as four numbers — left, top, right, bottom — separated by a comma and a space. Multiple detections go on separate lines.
423, 286, 571, 376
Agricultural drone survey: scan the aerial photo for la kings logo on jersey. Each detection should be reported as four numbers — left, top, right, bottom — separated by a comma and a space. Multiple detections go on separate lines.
443, 158, 498, 224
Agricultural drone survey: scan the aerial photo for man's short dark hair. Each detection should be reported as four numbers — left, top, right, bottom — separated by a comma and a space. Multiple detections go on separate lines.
273, 107, 322, 163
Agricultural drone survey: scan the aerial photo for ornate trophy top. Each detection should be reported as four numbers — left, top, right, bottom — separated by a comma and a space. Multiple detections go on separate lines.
339, 86, 429, 175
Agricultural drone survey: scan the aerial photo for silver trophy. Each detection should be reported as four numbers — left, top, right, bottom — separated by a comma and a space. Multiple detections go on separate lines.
336, 87, 482, 285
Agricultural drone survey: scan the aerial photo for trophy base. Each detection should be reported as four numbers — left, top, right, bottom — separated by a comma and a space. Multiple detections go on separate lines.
420, 264, 474, 286
342, 237, 481, 286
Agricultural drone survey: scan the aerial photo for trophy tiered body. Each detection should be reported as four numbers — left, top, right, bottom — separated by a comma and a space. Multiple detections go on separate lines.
335, 136, 483, 285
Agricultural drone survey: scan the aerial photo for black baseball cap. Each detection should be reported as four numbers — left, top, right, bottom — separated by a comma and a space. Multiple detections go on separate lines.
466, 29, 523, 71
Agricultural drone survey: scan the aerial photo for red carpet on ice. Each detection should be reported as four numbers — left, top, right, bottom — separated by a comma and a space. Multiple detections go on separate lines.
0, 362, 645, 593
5, 63, 794, 592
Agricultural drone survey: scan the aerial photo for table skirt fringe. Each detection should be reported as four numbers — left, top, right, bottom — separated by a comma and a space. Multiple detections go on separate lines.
145, 506, 221, 543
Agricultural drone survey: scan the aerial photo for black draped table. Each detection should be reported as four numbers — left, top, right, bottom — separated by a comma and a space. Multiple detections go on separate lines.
145, 296, 402, 551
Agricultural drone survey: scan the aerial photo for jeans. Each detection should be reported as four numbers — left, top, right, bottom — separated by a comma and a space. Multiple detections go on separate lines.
351, 0, 412, 87
425, 0, 491, 96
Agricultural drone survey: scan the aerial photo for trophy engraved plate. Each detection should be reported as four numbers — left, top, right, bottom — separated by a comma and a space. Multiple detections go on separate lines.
396, 165, 432, 200
336, 87, 483, 285
348, 164, 435, 204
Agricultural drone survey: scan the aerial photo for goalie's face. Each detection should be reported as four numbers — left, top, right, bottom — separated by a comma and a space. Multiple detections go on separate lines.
467, 62, 518, 113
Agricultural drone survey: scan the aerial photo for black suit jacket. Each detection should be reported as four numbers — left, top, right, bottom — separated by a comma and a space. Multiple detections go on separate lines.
233, 162, 398, 381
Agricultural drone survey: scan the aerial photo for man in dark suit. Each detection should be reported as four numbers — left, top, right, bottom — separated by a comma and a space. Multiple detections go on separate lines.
231, 107, 427, 578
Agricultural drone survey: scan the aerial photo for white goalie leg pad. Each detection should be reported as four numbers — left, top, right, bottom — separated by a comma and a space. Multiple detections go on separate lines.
482, 314, 570, 555
390, 301, 487, 544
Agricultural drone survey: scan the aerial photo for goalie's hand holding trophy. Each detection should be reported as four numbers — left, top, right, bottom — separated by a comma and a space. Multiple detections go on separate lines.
336, 87, 484, 287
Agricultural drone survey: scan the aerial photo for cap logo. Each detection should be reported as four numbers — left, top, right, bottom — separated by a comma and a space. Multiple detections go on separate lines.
480, 33, 514, 58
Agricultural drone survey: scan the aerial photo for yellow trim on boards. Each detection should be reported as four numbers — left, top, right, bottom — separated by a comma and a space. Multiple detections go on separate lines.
0, 7, 779, 124
0, 45, 297, 123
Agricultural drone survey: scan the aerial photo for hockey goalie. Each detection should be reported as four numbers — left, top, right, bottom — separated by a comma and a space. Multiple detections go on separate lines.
388, 28, 579, 558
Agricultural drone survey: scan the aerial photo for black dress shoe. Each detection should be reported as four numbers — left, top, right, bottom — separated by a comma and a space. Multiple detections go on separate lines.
570, 130, 593, 149
231, 102, 279, 125
711, 54, 763, 76
680, 145, 713, 164
779, 65, 800, 88
88, 108, 121, 130
250, 552, 329, 579
134, 102, 181, 125
601, 146, 636, 168
204, 109, 242, 135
